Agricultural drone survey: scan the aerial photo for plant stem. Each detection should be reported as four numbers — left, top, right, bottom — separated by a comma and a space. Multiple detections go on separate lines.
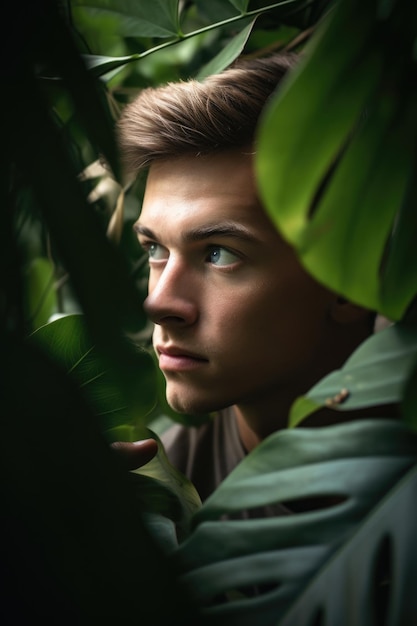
134, 0, 301, 61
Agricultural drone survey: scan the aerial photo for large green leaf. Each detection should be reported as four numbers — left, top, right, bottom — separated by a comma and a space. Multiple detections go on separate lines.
288, 322, 417, 428
256, 0, 417, 320
177, 419, 417, 625
279, 463, 417, 625
30, 314, 157, 434
72, 0, 181, 38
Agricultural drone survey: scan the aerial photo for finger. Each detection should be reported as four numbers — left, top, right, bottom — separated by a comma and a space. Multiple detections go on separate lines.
110, 439, 158, 471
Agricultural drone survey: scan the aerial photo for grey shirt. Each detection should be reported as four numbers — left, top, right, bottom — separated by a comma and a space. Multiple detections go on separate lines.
161, 406, 244, 502
161, 407, 291, 518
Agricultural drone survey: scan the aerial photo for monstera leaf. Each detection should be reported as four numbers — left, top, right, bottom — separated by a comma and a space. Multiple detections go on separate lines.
288, 321, 417, 429
256, 0, 417, 321
176, 419, 417, 625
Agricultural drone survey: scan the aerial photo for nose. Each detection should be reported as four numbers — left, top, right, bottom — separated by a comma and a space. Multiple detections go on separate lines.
144, 258, 199, 327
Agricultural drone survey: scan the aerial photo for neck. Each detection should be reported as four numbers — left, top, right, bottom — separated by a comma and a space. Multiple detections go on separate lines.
234, 394, 296, 453
233, 320, 374, 453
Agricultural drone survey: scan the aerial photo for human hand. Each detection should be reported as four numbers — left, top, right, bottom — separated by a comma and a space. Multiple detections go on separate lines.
110, 438, 158, 471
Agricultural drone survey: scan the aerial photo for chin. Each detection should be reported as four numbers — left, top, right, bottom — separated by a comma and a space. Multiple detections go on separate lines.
166, 390, 225, 416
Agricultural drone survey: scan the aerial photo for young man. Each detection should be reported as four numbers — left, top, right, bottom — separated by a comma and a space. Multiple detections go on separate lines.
116, 54, 373, 504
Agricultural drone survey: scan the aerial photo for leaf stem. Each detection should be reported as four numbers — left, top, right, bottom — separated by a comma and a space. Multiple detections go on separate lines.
132, 0, 301, 62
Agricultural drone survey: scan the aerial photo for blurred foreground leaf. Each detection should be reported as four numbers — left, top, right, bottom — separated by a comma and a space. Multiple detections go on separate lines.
0, 336, 200, 625
256, 0, 417, 320
30, 314, 157, 435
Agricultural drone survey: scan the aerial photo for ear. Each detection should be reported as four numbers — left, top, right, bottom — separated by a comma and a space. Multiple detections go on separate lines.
330, 296, 372, 325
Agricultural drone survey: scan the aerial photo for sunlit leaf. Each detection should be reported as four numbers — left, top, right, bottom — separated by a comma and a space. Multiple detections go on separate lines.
256, 0, 417, 320
288, 322, 417, 427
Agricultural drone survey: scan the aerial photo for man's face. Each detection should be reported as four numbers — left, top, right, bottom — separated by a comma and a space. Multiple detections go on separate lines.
136, 150, 336, 417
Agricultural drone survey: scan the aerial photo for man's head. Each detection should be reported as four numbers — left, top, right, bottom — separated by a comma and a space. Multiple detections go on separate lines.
118, 54, 373, 437
117, 53, 298, 173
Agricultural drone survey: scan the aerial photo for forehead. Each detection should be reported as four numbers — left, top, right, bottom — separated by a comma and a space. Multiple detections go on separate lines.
138, 150, 277, 239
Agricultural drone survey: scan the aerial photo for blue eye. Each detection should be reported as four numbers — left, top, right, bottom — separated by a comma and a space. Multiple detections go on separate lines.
208, 246, 239, 266
147, 243, 168, 261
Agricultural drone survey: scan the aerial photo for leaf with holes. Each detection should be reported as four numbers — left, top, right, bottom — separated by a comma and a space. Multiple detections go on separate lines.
256, 0, 417, 320
176, 419, 417, 626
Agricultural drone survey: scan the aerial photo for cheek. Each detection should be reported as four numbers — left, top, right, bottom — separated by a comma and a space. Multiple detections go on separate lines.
216, 276, 331, 359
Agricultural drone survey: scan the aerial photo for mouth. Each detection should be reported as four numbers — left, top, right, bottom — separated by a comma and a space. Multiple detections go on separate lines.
156, 345, 208, 372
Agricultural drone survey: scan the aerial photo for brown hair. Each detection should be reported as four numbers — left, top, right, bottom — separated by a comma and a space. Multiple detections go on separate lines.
117, 53, 298, 176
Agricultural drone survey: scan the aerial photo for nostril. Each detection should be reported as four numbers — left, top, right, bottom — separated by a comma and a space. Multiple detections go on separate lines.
144, 293, 198, 327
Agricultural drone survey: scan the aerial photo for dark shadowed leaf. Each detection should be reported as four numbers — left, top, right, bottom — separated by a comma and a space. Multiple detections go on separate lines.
1, 336, 200, 625
30, 314, 157, 435
72, 0, 181, 38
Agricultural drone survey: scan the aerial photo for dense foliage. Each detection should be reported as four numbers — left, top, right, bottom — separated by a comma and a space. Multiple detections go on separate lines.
2, 0, 417, 624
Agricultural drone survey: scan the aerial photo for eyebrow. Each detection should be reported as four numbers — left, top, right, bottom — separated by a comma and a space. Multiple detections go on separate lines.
134, 222, 257, 244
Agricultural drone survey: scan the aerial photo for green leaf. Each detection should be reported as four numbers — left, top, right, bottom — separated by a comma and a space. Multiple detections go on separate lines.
177, 419, 417, 625
22, 257, 57, 331
72, 0, 181, 38
228, 0, 250, 12
196, 18, 257, 80
256, 0, 417, 320
30, 314, 157, 434
133, 434, 202, 543
288, 322, 417, 427
83, 52, 138, 77
288, 395, 321, 428
13, 73, 147, 348
401, 356, 417, 431
279, 462, 417, 625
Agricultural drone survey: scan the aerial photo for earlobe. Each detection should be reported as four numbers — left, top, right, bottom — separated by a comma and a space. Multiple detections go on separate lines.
330, 296, 372, 325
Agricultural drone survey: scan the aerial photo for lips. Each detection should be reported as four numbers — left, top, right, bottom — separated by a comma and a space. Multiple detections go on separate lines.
156, 345, 208, 372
